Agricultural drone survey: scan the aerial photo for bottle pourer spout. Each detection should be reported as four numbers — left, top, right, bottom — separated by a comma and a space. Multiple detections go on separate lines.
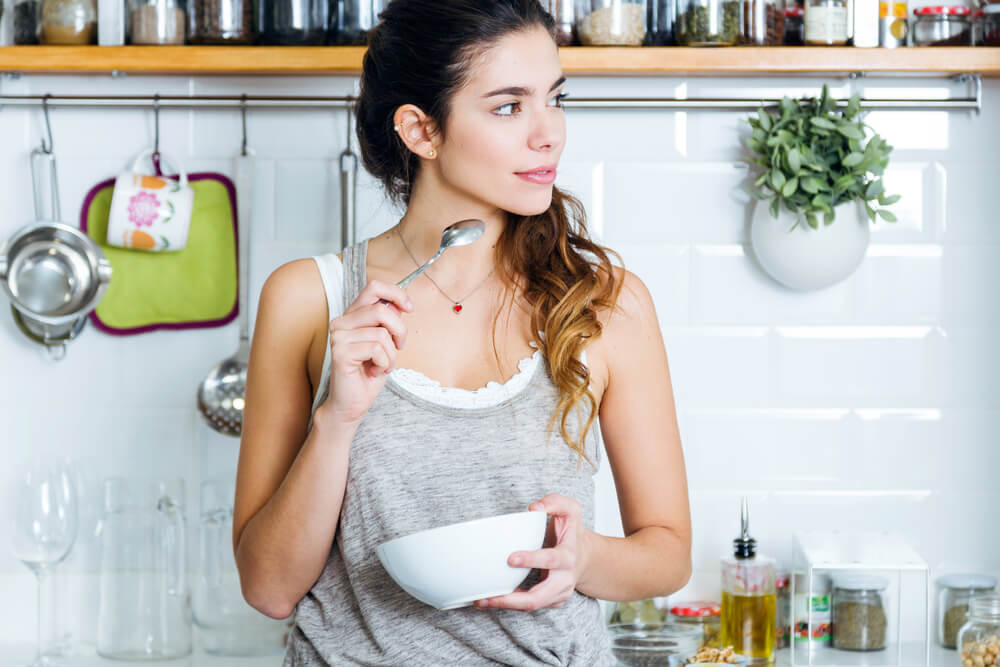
733, 495, 757, 560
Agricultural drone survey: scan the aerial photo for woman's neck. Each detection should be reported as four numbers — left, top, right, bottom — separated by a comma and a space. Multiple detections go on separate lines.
397, 201, 506, 285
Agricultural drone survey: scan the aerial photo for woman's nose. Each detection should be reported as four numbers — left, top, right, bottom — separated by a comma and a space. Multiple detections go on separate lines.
529, 108, 564, 152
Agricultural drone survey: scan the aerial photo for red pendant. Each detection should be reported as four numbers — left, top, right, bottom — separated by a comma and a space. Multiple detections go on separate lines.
453, 304, 463, 313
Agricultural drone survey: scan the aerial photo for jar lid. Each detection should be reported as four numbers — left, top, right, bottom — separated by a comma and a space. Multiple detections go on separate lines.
608, 622, 704, 656
974, 8, 985, 15
832, 574, 889, 591
785, 5, 805, 16
777, 574, 791, 589
670, 601, 722, 617
913, 5, 971, 15
794, 572, 832, 592
937, 574, 998, 591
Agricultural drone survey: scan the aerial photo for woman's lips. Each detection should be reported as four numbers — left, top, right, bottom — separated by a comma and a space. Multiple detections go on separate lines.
515, 168, 557, 185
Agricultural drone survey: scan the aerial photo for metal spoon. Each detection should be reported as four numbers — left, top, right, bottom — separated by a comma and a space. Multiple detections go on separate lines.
381, 218, 486, 301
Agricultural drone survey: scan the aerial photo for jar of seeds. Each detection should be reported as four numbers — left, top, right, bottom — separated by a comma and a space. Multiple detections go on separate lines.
188, 0, 253, 43
41, 0, 96, 43
577, 0, 647, 45
831, 574, 889, 651
804, 0, 848, 44
14, 0, 43, 43
128, 0, 184, 43
957, 594, 1000, 667
936, 574, 997, 649
740, 0, 785, 44
676, 0, 739, 44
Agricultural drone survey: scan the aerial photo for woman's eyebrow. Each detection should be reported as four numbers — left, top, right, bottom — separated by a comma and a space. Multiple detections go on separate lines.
482, 75, 567, 98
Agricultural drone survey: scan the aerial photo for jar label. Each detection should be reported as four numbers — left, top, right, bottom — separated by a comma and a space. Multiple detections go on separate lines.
806, 4, 848, 41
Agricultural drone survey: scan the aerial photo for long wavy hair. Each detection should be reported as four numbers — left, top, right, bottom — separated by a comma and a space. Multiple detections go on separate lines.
356, 0, 624, 466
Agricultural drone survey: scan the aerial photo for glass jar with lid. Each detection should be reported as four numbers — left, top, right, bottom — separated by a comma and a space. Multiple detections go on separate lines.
608, 622, 703, 665
545, 0, 580, 45
676, 0, 740, 44
257, 0, 328, 44
578, 0, 647, 45
14, 0, 43, 43
831, 574, 888, 651
804, 0, 848, 44
783, 4, 804, 42
646, 0, 677, 44
334, 0, 388, 45
128, 0, 185, 43
912, 5, 972, 45
740, 0, 785, 44
41, 0, 96, 42
936, 574, 997, 649
984, 5, 1000, 45
793, 572, 832, 649
958, 593, 1000, 664
670, 601, 722, 649
188, 0, 253, 43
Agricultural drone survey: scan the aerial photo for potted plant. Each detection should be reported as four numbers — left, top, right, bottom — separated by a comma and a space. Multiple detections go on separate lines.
745, 84, 900, 291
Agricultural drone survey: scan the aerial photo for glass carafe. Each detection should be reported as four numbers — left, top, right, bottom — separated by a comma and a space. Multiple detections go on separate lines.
96, 478, 192, 660
193, 480, 290, 655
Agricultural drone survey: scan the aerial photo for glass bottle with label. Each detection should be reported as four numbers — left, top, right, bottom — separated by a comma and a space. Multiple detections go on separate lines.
720, 498, 776, 664
805, 0, 847, 44
793, 572, 832, 650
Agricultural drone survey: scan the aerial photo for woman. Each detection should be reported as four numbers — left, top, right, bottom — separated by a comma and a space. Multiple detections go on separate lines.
233, 1, 691, 664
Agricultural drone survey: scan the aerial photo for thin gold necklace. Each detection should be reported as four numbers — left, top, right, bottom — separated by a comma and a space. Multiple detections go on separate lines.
398, 224, 495, 314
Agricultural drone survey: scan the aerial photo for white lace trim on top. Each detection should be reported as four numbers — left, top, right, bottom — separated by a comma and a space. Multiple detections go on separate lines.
390, 346, 543, 409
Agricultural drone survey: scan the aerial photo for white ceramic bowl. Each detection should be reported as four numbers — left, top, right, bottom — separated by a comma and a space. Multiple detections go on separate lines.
376, 510, 547, 610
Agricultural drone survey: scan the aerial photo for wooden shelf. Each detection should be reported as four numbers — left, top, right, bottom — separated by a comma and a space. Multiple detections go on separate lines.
0, 45, 998, 76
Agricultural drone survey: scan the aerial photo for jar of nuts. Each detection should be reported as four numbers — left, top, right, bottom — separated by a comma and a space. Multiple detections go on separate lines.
577, 0, 647, 45
957, 593, 1000, 667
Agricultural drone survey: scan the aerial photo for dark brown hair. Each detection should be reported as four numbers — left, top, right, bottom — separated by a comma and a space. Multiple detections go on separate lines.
356, 0, 623, 465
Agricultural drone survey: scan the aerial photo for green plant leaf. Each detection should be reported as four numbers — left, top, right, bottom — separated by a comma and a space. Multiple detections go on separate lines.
810, 117, 837, 130
845, 94, 862, 119
865, 180, 885, 199
877, 208, 898, 222
824, 209, 835, 225
769, 197, 780, 220
806, 212, 819, 229
865, 202, 877, 222
801, 176, 820, 194
843, 152, 864, 168
878, 193, 902, 206
837, 124, 865, 140
759, 107, 772, 132
754, 172, 769, 187
771, 169, 786, 189
783, 176, 798, 197
787, 148, 802, 173
834, 173, 855, 190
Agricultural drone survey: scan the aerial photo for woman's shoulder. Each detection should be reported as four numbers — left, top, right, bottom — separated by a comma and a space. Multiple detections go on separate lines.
257, 257, 331, 347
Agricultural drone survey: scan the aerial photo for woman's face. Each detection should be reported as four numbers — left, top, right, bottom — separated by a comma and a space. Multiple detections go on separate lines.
436, 25, 567, 217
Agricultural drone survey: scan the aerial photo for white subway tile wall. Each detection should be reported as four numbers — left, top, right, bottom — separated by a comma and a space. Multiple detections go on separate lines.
0, 73, 996, 647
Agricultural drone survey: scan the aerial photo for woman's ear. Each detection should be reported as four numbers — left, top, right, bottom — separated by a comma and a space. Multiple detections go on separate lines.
392, 104, 439, 160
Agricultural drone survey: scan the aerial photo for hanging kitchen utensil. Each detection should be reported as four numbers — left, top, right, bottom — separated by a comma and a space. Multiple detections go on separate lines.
197, 98, 254, 436
0, 97, 112, 360
340, 97, 358, 249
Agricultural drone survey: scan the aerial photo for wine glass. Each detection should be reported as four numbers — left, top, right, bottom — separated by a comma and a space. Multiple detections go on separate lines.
7, 460, 78, 667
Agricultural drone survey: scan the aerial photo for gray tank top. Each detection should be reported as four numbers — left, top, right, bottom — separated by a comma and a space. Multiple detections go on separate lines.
284, 239, 615, 666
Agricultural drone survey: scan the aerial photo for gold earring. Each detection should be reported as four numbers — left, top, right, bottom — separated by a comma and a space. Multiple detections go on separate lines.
428, 149, 436, 158
393, 124, 401, 132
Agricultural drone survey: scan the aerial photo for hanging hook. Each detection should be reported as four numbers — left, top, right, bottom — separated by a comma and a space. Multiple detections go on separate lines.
240, 94, 248, 157
40, 94, 54, 154
344, 95, 353, 154
153, 93, 160, 158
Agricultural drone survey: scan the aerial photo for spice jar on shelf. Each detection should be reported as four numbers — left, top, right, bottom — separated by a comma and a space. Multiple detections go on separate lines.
878, 0, 908, 46
128, 0, 185, 44
257, 0, 327, 44
831, 574, 888, 652
41, 0, 97, 43
646, 0, 677, 44
957, 594, 1000, 666
984, 5, 1000, 45
546, 0, 579, 45
740, 0, 785, 44
776, 572, 791, 649
804, 0, 848, 44
676, 0, 740, 44
670, 601, 723, 649
577, 0, 647, 45
14, 0, 43, 43
783, 4, 804, 42
936, 574, 997, 649
334, 0, 388, 45
793, 572, 832, 649
188, 0, 253, 43
911, 5, 972, 45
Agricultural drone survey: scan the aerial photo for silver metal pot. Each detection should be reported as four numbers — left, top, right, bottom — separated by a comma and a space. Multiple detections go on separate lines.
0, 221, 112, 359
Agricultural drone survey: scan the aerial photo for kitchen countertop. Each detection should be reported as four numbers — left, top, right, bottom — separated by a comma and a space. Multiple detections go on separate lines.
0, 642, 960, 666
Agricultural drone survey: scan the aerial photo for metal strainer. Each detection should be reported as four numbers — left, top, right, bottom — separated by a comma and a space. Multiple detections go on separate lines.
197, 148, 253, 436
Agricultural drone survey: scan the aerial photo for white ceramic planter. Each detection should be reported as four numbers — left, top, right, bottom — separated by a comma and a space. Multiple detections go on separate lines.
750, 200, 871, 291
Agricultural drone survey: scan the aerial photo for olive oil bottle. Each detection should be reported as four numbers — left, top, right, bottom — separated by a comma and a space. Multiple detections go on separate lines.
720, 497, 776, 664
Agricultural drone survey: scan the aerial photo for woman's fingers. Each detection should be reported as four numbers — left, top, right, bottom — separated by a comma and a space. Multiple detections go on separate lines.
332, 302, 408, 351
346, 279, 413, 317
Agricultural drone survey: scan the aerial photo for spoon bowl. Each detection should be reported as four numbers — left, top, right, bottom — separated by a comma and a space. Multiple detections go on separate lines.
391, 218, 485, 291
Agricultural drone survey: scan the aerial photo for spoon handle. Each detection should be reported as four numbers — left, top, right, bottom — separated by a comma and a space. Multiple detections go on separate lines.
377, 249, 444, 304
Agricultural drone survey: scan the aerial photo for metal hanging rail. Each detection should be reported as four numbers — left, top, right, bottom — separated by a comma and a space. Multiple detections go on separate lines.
0, 75, 982, 113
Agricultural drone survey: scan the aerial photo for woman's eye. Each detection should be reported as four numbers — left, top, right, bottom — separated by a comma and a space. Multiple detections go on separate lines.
495, 101, 521, 116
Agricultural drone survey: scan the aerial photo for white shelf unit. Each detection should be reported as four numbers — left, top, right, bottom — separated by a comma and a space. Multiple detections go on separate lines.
790, 531, 931, 667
